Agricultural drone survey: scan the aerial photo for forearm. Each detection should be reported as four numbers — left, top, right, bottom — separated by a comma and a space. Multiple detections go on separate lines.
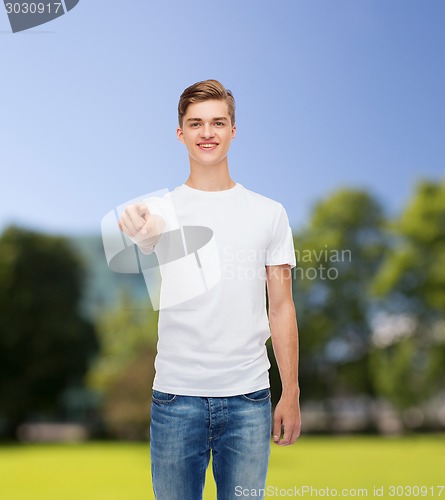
269, 300, 300, 398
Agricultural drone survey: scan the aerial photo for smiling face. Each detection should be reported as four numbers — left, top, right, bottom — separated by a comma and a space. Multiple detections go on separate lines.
176, 99, 236, 169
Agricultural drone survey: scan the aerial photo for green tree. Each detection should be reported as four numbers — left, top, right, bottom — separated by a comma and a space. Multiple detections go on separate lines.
370, 180, 445, 423
86, 293, 158, 440
0, 226, 98, 438
292, 189, 387, 423
369, 336, 443, 412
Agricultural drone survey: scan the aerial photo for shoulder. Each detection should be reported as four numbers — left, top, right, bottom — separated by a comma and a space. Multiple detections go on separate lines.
237, 184, 284, 212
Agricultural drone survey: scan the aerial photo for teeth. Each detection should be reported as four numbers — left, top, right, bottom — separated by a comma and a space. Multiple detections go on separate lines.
200, 144, 216, 148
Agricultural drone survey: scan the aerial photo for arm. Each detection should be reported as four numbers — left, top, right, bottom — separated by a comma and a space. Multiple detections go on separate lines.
266, 263, 301, 445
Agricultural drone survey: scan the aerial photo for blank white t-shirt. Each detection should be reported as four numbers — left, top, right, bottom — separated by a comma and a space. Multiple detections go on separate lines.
146, 182, 296, 397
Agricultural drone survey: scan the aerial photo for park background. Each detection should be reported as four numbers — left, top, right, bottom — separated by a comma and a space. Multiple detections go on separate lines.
0, 0, 444, 498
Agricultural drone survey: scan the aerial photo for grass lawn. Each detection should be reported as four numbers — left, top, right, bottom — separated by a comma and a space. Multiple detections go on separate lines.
0, 434, 444, 499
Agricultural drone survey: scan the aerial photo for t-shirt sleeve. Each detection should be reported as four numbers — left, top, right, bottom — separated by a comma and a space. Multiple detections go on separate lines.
265, 204, 296, 268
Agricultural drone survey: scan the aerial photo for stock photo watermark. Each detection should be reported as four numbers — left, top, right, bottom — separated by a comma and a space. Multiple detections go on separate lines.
222, 245, 352, 282
234, 484, 445, 497
293, 246, 352, 281
102, 190, 353, 311
3, 0, 79, 32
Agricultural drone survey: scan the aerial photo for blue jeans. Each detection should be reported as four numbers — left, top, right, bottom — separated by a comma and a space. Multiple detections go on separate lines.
149, 388, 272, 500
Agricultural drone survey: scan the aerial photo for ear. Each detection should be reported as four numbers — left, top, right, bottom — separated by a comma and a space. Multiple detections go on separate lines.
231, 125, 236, 140
176, 127, 185, 143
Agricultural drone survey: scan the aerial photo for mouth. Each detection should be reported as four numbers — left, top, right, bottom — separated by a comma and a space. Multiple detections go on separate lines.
197, 142, 219, 152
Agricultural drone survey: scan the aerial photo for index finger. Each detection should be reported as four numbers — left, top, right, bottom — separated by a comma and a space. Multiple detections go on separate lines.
124, 203, 149, 232
136, 203, 150, 218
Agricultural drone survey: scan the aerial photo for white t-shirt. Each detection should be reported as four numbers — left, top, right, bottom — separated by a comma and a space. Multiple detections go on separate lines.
144, 182, 296, 397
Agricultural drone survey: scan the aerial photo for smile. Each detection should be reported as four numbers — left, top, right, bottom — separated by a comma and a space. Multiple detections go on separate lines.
197, 143, 218, 151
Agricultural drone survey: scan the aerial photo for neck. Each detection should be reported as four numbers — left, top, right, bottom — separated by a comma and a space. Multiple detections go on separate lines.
185, 158, 235, 192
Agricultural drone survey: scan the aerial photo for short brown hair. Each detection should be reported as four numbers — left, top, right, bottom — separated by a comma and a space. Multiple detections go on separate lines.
178, 79, 236, 128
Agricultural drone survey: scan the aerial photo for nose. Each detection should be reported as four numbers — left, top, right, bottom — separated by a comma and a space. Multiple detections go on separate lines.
200, 122, 214, 138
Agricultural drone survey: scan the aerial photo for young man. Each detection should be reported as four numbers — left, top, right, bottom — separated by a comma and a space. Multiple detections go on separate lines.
118, 80, 300, 499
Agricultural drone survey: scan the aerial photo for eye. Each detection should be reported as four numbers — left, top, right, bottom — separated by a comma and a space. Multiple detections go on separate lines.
190, 122, 200, 128
215, 122, 225, 127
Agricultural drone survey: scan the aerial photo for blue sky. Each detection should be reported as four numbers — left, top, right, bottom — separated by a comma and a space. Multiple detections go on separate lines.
1, 0, 444, 235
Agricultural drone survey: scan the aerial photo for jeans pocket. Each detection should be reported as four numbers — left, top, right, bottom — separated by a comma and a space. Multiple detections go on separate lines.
241, 388, 271, 402
152, 390, 177, 404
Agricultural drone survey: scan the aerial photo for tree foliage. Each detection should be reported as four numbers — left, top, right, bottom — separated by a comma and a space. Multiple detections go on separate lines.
86, 294, 158, 439
372, 180, 445, 315
292, 189, 387, 403
0, 226, 98, 435
369, 180, 445, 416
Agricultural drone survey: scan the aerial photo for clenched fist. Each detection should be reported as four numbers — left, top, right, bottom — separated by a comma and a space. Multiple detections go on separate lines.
118, 202, 165, 253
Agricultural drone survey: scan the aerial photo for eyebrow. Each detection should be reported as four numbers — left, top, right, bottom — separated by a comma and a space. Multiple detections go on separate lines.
186, 117, 229, 123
